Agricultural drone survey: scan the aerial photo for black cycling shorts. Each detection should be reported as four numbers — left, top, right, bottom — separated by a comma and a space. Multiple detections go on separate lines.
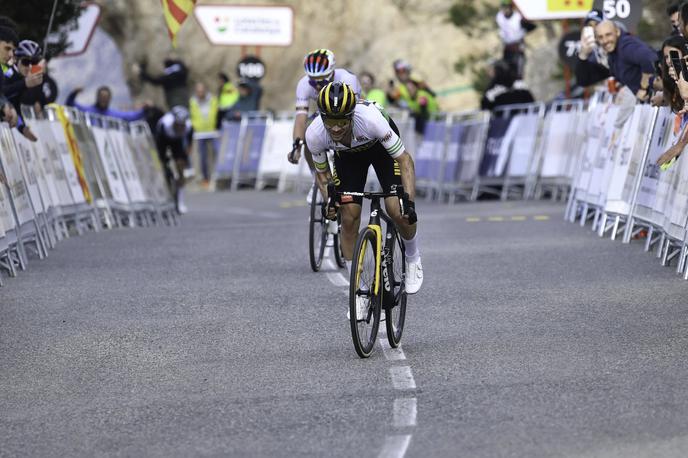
332, 146, 402, 206
156, 136, 188, 165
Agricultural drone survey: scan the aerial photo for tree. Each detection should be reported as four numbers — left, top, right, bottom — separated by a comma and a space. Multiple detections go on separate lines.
2, 0, 83, 58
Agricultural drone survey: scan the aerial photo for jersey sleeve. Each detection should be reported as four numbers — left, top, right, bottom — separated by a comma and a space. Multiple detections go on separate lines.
365, 105, 404, 158
305, 119, 329, 173
295, 76, 313, 114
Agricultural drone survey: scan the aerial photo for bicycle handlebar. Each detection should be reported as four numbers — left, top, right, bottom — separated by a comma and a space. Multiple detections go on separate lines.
329, 185, 418, 224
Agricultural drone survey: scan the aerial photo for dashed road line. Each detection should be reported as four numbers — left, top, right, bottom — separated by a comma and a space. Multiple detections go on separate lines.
464, 215, 554, 223
389, 366, 417, 390
323, 251, 416, 458
380, 338, 407, 361
393, 398, 418, 428
378, 435, 412, 458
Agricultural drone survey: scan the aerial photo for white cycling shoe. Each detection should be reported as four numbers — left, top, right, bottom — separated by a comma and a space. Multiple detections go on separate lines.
405, 257, 423, 294
347, 295, 368, 321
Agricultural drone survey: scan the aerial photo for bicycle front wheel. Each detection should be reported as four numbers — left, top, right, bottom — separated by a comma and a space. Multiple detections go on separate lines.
333, 215, 346, 268
349, 227, 381, 358
308, 185, 326, 272
385, 227, 407, 348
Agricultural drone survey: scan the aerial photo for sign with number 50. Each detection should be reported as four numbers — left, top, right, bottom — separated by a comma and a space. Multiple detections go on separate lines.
593, 0, 642, 32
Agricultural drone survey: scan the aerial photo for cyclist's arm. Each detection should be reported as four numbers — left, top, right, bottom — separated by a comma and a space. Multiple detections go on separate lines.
293, 112, 307, 143
395, 151, 416, 202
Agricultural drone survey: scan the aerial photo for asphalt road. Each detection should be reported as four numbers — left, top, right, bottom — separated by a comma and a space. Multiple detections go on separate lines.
2, 190, 688, 457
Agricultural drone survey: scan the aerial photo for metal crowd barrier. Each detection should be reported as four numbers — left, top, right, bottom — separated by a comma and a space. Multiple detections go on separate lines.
0, 105, 176, 285
565, 93, 688, 280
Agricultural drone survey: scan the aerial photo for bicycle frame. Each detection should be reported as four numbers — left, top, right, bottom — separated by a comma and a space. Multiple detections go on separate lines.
364, 195, 398, 307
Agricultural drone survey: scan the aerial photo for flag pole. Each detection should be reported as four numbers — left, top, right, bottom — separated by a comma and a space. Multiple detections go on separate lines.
43, 0, 60, 56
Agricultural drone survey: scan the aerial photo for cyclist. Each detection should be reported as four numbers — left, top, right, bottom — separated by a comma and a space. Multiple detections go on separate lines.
305, 81, 423, 294
155, 105, 193, 214
287, 49, 361, 199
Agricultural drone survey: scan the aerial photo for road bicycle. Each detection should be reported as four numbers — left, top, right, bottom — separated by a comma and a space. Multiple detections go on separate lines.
308, 182, 345, 271
337, 186, 410, 358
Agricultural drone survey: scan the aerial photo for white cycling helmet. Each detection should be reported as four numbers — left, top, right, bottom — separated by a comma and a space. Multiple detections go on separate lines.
171, 105, 189, 123
303, 49, 335, 79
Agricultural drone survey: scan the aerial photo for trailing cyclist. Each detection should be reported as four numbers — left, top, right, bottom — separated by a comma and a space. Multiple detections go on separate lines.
155, 105, 193, 214
287, 49, 361, 200
305, 81, 424, 294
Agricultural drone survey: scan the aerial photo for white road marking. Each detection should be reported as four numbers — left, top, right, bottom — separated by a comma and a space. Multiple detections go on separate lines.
378, 435, 412, 458
389, 366, 416, 390
380, 338, 407, 361
393, 398, 417, 428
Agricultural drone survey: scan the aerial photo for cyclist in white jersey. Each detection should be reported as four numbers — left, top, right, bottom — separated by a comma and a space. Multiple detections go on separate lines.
306, 82, 423, 294
288, 49, 361, 196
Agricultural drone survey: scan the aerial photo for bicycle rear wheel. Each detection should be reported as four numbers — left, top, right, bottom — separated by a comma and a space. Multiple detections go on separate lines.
309, 185, 327, 272
385, 227, 407, 348
349, 227, 381, 358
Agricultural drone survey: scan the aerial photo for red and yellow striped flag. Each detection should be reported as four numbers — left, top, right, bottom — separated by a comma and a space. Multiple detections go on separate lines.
161, 0, 197, 46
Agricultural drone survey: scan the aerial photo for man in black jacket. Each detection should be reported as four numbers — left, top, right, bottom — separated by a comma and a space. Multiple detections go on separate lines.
137, 55, 190, 109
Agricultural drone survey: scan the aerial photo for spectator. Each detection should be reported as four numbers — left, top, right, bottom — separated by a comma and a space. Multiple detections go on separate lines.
405, 79, 439, 135
189, 82, 218, 186
216, 72, 238, 129
480, 59, 534, 111
155, 106, 193, 214
495, 0, 536, 79
386, 59, 435, 109
576, 20, 657, 101
138, 55, 189, 109
659, 35, 687, 114
359, 71, 387, 106
2, 32, 41, 140
66, 86, 148, 122
668, 3, 681, 36
12, 40, 54, 117
656, 36, 688, 167
223, 79, 257, 121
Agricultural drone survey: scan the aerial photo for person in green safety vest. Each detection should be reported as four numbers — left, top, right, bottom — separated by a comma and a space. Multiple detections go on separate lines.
189, 82, 218, 185
216, 72, 239, 128
404, 79, 439, 135
386, 59, 436, 111
359, 71, 388, 107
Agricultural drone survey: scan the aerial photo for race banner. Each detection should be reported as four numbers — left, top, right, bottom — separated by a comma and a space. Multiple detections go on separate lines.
55, 106, 92, 203
239, 120, 268, 175
92, 127, 130, 205
479, 116, 511, 177
0, 124, 35, 225
456, 120, 488, 184
415, 121, 445, 183
215, 121, 242, 177
442, 123, 463, 183
506, 113, 540, 178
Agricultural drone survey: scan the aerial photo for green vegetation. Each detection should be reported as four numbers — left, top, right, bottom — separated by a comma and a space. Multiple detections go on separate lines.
2, 0, 82, 58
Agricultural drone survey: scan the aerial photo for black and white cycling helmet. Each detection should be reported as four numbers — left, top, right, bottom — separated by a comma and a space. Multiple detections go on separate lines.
171, 105, 189, 123
14, 40, 42, 59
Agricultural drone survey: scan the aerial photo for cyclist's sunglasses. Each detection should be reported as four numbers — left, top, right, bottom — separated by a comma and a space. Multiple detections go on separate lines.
19, 57, 40, 66
322, 117, 351, 129
308, 75, 333, 90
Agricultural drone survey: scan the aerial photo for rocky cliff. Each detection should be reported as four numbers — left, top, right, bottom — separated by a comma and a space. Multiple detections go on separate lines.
96, 0, 562, 112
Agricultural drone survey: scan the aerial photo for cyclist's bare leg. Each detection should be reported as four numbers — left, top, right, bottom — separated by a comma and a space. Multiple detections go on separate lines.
174, 158, 187, 189
384, 196, 417, 240
339, 203, 362, 260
